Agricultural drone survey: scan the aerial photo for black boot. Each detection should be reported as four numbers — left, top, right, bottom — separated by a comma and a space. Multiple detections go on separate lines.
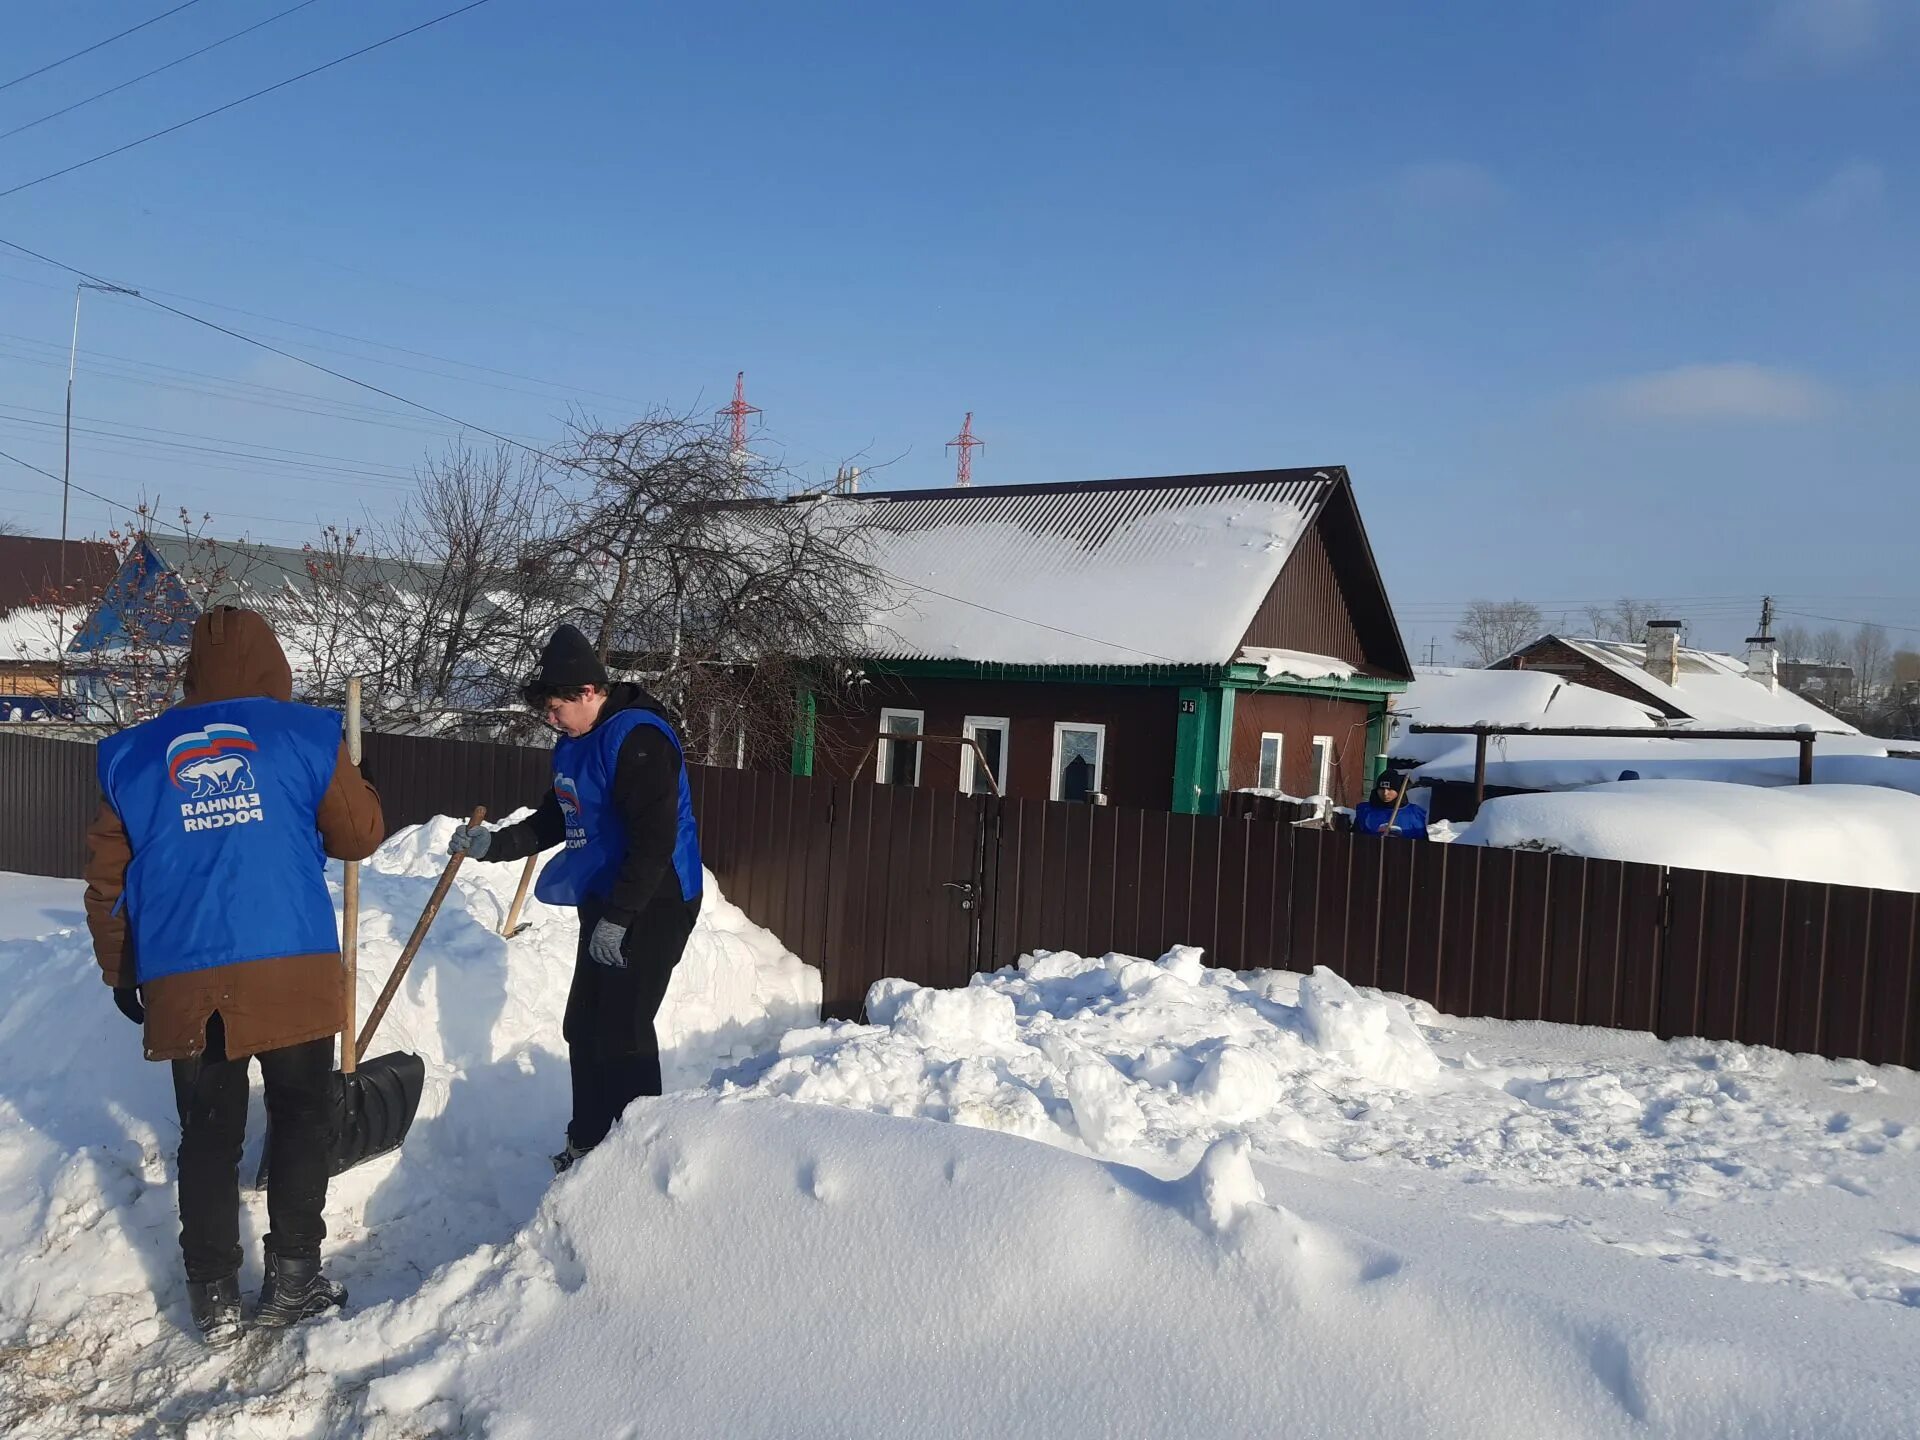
552, 1136, 592, 1174
187, 1273, 243, 1349
255, 1251, 346, 1328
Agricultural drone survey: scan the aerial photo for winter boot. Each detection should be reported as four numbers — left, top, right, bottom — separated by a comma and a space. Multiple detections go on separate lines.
255, 1252, 347, 1328
551, 1137, 592, 1174
187, 1273, 243, 1350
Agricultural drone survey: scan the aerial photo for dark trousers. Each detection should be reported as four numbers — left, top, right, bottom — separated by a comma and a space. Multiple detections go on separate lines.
169, 1013, 334, 1283
563, 895, 698, 1151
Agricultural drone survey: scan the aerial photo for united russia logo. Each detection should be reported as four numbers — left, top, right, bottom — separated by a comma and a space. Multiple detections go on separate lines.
166, 723, 259, 797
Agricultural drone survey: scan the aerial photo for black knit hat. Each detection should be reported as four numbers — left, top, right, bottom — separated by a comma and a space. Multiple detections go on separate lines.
529, 624, 609, 691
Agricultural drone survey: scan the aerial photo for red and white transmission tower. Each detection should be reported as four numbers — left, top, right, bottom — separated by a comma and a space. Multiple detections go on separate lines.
717, 371, 761, 459
946, 411, 983, 487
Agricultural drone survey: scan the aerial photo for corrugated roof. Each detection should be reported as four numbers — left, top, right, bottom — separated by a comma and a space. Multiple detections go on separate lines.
0, 535, 118, 611
825, 469, 1339, 667
1552, 635, 1858, 734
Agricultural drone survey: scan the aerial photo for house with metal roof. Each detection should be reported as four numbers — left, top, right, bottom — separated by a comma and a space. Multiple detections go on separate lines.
0, 534, 119, 716
796, 466, 1412, 814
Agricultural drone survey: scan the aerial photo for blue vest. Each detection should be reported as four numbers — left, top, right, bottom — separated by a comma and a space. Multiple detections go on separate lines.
98, 697, 343, 985
535, 707, 703, 909
1354, 801, 1429, 840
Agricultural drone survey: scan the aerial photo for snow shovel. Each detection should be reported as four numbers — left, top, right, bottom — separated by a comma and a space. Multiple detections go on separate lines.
500, 854, 537, 938
323, 803, 486, 1176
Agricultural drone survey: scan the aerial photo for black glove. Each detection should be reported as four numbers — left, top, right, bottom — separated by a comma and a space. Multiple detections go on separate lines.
113, 986, 145, 1025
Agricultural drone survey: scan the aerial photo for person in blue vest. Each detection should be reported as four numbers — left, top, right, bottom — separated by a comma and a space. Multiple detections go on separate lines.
84, 607, 385, 1348
447, 624, 703, 1174
1353, 769, 1429, 839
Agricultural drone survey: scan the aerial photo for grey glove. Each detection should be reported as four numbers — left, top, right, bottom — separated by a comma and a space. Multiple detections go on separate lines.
588, 918, 629, 968
449, 822, 492, 861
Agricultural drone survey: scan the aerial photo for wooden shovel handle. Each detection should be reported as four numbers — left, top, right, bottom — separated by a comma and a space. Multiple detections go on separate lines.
357, 805, 485, 1056
501, 853, 537, 937
341, 677, 363, 1074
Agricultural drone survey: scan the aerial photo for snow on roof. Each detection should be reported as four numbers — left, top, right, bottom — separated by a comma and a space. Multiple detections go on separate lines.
1390, 666, 1660, 767
1236, 646, 1355, 682
0, 604, 83, 668
1454, 779, 1920, 892
836, 470, 1336, 666
1550, 635, 1857, 734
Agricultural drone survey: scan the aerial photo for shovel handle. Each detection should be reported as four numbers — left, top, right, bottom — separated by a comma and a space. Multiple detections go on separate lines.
341, 677, 363, 1074
501, 853, 537, 937
357, 805, 485, 1056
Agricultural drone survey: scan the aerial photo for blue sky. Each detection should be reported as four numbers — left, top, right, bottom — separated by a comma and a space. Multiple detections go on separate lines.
0, 0, 1914, 657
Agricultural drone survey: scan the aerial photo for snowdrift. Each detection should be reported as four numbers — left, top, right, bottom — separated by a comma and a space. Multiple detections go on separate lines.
1455, 779, 1920, 891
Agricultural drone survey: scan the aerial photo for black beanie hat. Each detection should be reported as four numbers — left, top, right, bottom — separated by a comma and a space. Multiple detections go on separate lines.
531, 624, 610, 691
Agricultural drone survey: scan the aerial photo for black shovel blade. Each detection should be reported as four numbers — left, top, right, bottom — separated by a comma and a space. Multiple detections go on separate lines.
329, 1050, 426, 1176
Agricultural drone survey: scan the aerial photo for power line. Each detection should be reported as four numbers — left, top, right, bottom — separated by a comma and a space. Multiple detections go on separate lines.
0, 0, 330, 146
0, 0, 500, 201
0, 1, 208, 96
0, 234, 563, 466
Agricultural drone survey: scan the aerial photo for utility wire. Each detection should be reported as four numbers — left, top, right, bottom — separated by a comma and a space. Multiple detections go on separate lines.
0, 233, 564, 466
0, 1, 208, 95
0, 0, 329, 146
0, 0, 499, 201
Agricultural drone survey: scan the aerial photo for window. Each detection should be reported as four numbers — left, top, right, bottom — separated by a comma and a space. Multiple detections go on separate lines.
877, 708, 923, 786
1309, 735, 1334, 803
1050, 722, 1106, 803
961, 715, 1010, 796
1257, 733, 1283, 792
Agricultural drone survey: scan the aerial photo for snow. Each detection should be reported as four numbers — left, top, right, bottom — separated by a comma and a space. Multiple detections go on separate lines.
1391, 664, 1662, 767
851, 491, 1318, 666
2, 842, 1918, 1436
1555, 636, 1861, 733
1237, 644, 1356, 682
1452, 779, 1920, 891
0, 602, 83, 667
0, 872, 85, 940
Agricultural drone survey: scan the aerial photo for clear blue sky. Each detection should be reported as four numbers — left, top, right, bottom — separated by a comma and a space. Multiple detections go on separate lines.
0, 0, 1914, 657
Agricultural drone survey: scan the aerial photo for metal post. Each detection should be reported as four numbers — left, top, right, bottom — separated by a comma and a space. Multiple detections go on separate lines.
1473, 730, 1488, 812
1798, 733, 1814, 786
59, 281, 138, 664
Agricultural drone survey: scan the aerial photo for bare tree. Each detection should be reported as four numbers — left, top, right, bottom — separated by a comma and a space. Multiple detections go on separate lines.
1813, 627, 1850, 666
1851, 622, 1891, 699
1583, 597, 1667, 643
0, 516, 21, 536
347, 444, 573, 734
1776, 623, 1812, 661
560, 410, 886, 760
1452, 599, 1545, 668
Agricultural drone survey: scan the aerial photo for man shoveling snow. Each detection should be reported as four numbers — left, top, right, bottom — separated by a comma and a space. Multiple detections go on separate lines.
83, 607, 385, 1348
449, 623, 705, 1174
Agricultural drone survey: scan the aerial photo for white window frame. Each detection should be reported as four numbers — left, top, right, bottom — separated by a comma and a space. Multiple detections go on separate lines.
1309, 734, 1334, 803
1050, 721, 1107, 802
1257, 732, 1284, 792
960, 715, 1010, 796
877, 707, 925, 786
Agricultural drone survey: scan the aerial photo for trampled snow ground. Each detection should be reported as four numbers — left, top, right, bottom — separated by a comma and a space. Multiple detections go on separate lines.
0, 821, 1914, 1437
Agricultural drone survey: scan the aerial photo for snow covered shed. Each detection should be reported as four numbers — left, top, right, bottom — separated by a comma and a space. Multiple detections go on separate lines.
799, 467, 1412, 813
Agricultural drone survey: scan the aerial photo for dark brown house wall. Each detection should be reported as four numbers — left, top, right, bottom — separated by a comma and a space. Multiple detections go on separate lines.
1238, 481, 1411, 681
1240, 520, 1368, 671
813, 676, 1181, 809
1496, 638, 1680, 718
1228, 690, 1374, 807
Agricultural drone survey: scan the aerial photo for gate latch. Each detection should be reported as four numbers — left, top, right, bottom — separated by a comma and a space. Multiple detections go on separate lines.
942, 880, 975, 911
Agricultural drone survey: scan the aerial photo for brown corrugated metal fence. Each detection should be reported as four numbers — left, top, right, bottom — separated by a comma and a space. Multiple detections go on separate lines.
4, 732, 1915, 1067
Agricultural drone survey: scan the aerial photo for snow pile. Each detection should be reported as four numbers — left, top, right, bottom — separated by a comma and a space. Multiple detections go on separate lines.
1237, 644, 1356, 682
0, 824, 817, 1435
4, 858, 1920, 1436
1455, 779, 1920, 891
724, 948, 1447, 1167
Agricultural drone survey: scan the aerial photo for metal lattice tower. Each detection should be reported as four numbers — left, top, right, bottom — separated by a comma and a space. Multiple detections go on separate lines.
717, 371, 761, 458
946, 411, 982, 487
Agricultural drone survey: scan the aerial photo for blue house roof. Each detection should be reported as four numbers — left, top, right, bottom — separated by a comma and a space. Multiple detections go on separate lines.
68, 538, 198, 653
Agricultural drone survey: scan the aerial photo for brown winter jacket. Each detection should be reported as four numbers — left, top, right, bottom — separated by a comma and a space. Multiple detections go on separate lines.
83, 607, 386, 1062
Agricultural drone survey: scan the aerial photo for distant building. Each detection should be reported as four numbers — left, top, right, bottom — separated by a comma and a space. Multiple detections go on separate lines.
0, 535, 118, 716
